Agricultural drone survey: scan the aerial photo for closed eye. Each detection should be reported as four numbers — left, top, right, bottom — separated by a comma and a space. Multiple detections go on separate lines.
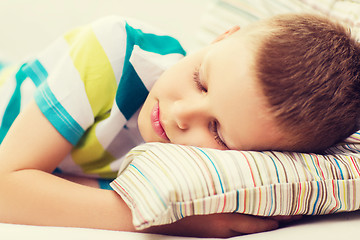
209, 121, 228, 149
193, 67, 207, 93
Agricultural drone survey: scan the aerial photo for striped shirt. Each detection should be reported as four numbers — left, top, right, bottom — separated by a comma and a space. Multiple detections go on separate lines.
0, 16, 186, 179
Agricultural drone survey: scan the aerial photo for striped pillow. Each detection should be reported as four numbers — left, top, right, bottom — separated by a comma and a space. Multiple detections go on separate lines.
110, 130, 360, 229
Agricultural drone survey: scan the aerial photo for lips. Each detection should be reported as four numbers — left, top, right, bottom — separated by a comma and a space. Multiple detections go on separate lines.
151, 102, 169, 141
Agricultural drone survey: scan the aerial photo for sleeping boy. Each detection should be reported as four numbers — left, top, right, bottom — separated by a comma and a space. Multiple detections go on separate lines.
0, 13, 359, 238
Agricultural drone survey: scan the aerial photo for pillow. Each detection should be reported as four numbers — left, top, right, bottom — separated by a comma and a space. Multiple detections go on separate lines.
111, 0, 360, 230
110, 131, 360, 229
198, 0, 360, 45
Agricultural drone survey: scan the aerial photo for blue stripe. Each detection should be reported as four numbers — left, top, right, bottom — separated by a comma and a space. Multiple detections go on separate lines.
333, 157, 344, 179
115, 24, 148, 120
0, 60, 49, 143
98, 179, 113, 190
0, 64, 27, 144
34, 82, 84, 145
23, 59, 48, 86
268, 155, 281, 183
129, 163, 167, 208
309, 154, 321, 178
125, 22, 186, 56
345, 144, 360, 153
234, 190, 240, 212
0, 61, 6, 72
52, 168, 63, 174
179, 201, 184, 219
116, 62, 148, 120
115, 23, 186, 120
268, 184, 276, 216
335, 180, 342, 213
197, 148, 224, 193
311, 181, 320, 215
268, 184, 274, 216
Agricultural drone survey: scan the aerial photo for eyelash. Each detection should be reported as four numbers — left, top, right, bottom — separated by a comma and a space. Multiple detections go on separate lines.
210, 121, 228, 149
193, 68, 207, 93
193, 68, 227, 149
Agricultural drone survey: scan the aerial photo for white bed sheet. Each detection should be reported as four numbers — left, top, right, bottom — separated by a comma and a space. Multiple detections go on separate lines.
1, 210, 359, 239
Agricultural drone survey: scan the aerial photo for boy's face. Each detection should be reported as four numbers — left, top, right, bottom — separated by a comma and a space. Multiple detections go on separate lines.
138, 27, 285, 151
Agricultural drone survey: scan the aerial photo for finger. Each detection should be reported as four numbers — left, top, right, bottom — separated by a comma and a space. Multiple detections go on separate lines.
143, 214, 237, 238
226, 213, 279, 235
144, 213, 280, 238
270, 215, 303, 222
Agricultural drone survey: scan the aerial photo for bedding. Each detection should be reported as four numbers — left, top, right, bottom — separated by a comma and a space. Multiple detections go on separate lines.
1, 210, 359, 240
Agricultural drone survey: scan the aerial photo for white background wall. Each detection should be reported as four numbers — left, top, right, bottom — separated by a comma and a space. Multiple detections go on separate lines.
0, 0, 215, 62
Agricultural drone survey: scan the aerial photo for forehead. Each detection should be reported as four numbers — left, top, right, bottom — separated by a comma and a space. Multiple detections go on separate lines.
204, 32, 282, 150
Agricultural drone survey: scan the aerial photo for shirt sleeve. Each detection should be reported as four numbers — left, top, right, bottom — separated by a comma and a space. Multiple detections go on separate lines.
26, 16, 129, 145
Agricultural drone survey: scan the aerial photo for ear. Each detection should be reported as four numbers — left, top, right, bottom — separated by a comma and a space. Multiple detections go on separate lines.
212, 26, 241, 43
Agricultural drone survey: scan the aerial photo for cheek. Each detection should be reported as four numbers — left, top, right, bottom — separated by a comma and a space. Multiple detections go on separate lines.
154, 52, 203, 99
157, 71, 188, 97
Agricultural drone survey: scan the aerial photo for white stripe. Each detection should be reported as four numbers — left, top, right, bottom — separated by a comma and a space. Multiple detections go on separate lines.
130, 46, 183, 91
109, 155, 127, 174
95, 102, 144, 173
37, 38, 69, 74
108, 110, 144, 172
38, 38, 94, 130
19, 78, 36, 111
95, 100, 127, 149
92, 16, 127, 85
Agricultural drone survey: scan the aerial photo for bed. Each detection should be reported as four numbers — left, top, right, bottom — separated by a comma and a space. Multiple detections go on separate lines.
1, 210, 359, 239
1, 0, 360, 239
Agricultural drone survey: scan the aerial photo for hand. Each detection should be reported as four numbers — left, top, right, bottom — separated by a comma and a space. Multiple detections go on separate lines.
270, 215, 303, 227
144, 213, 282, 238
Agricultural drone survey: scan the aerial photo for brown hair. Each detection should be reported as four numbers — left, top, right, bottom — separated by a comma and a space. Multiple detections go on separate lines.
254, 14, 360, 152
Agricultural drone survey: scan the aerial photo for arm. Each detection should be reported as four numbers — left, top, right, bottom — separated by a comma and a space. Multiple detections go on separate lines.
0, 101, 281, 236
0, 101, 134, 231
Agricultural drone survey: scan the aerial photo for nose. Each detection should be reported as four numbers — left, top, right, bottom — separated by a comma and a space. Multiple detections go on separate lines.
172, 99, 208, 130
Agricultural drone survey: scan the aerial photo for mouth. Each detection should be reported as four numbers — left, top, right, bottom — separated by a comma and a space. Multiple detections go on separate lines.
151, 102, 170, 141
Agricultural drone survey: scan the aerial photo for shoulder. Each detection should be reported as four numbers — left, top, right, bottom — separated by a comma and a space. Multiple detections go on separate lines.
89, 16, 174, 44
91, 16, 185, 54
